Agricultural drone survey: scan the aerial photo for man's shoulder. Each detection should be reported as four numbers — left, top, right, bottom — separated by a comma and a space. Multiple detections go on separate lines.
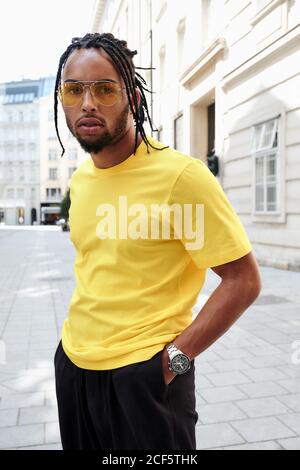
146, 136, 204, 174
71, 157, 92, 178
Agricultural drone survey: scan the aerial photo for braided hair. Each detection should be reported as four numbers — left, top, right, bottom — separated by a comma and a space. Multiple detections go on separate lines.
54, 32, 168, 157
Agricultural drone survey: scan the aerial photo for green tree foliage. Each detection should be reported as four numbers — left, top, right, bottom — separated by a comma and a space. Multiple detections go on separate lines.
60, 188, 71, 221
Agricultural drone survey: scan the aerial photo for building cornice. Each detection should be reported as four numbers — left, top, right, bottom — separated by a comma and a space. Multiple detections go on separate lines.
222, 22, 300, 90
180, 37, 226, 88
250, 0, 286, 27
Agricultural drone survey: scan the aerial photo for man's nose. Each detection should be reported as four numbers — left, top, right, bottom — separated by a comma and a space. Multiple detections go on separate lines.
81, 87, 97, 112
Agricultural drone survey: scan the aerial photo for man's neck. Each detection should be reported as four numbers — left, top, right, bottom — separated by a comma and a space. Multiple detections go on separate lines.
91, 128, 143, 169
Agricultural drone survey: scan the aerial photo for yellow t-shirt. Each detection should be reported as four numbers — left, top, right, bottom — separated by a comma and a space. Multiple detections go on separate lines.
61, 136, 252, 370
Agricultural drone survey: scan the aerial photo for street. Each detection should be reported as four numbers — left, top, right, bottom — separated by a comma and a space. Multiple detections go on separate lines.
0, 226, 299, 450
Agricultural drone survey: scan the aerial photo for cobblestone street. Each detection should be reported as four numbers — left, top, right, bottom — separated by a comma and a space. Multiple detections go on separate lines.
0, 226, 299, 450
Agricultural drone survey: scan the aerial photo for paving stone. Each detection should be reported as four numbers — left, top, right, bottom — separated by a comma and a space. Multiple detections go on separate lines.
19, 406, 58, 425
246, 346, 284, 357
0, 409, 18, 428
18, 442, 62, 450
199, 386, 248, 404
277, 365, 300, 379
0, 392, 44, 410
0, 424, 44, 448
238, 381, 291, 398
45, 390, 57, 407
276, 393, 300, 412
245, 355, 288, 369
45, 422, 61, 444
212, 359, 253, 372
277, 379, 300, 394
206, 371, 252, 387
194, 362, 216, 375
196, 350, 222, 362
196, 423, 245, 449
243, 367, 288, 382
223, 441, 282, 450
231, 417, 296, 442
1, 375, 54, 394
195, 375, 215, 390
277, 438, 300, 450
197, 402, 247, 424
235, 397, 289, 418
0, 384, 14, 398
277, 413, 300, 435
214, 348, 255, 360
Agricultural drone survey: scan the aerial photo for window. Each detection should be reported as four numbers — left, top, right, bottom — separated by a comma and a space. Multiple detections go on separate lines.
49, 168, 58, 180
157, 126, 164, 143
68, 167, 77, 178
177, 18, 186, 73
46, 188, 60, 199
7, 188, 14, 199
8, 167, 14, 182
17, 188, 24, 199
253, 117, 279, 213
174, 113, 184, 152
19, 167, 25, 181
159, 45, 166, 92
201, 0, 216, 46
48, 149, 57, 161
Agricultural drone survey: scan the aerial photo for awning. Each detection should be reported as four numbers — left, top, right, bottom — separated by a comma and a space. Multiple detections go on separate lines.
41, 206, 61, 214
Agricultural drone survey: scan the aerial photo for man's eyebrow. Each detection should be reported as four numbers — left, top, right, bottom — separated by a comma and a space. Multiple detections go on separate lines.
63, 79, 118, 83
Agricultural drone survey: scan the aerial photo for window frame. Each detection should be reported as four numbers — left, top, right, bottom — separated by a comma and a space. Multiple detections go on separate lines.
174, 112, 184, 152
251, 109, 286, 224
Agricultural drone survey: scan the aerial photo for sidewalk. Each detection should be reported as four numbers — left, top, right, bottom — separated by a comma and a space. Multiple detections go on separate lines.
0, 226, 299, 450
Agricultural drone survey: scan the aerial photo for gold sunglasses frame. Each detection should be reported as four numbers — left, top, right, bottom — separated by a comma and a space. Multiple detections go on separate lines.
58, 80, 126, 107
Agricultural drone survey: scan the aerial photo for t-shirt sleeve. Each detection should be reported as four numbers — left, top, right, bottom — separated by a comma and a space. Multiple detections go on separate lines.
169, 158, 252, 269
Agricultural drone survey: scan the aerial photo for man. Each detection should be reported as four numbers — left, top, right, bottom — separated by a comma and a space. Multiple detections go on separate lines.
53, 33, 261, 450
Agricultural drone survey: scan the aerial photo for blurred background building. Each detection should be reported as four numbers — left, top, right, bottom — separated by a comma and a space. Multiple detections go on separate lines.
91, 0, 300, 271
0, 77, 86, 226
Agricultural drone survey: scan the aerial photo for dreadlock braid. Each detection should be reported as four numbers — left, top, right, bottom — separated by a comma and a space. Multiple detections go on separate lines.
54, 32, 168, 157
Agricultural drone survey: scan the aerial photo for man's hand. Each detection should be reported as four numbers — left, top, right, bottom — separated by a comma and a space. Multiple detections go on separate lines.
161, 347, 177, 385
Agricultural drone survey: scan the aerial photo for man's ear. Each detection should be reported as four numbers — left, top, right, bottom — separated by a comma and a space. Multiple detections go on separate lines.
130, 88, 141, 114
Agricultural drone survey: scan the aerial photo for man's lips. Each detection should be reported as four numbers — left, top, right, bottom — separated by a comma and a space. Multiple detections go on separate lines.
76, 117, 105, 136
77, 117, 104, 128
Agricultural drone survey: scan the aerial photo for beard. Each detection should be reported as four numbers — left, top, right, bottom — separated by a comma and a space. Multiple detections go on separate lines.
67, 103, 130, 154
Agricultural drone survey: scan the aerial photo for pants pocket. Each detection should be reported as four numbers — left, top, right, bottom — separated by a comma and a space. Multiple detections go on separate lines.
151, 349, 170, 391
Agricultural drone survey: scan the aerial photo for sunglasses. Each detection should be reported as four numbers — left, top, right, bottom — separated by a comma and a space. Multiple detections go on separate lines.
58, 80, 126, 107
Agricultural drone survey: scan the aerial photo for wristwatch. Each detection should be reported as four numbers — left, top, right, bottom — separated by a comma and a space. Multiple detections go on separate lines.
165, 343, 191, 375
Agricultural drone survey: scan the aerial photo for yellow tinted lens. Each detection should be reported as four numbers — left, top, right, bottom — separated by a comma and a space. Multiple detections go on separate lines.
93, 82, 118, 105
60, 82, 83, 106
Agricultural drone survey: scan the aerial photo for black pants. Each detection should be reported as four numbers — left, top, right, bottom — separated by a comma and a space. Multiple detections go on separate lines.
54, 340, 198, 450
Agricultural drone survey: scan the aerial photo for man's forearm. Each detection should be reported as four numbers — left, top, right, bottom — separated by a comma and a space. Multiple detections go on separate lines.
173, 276, 260, 360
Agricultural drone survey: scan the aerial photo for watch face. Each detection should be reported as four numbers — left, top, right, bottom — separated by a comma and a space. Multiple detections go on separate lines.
171, 354, 190, 374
